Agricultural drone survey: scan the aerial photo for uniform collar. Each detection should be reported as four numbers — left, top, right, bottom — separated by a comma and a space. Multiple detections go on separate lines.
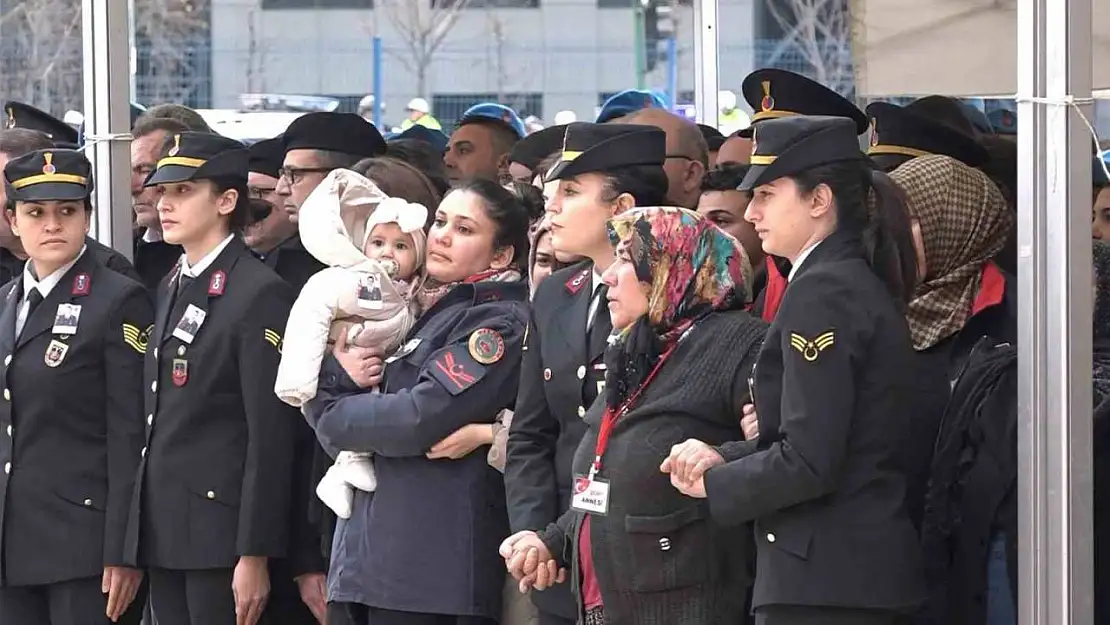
22, 245, 87, 301
180, 234, 235, 279
787, 241, 821, 282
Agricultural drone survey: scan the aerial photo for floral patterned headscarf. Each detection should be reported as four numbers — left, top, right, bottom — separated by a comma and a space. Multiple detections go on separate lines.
603, 206, 748, 408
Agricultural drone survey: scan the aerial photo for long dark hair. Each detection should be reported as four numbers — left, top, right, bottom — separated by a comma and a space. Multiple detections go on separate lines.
790, 160, 918, 304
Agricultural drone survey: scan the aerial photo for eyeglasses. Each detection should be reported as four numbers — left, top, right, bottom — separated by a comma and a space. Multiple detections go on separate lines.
277, 167, 332, 185
665, 154, 696, 162
247, 186, 277, 200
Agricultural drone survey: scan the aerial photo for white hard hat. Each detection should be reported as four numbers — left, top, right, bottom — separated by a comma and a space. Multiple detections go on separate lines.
406, 98, 430, 114
718, 90, 737, 111
553, 110, 577, 125
359, 94, 375, 110
63, 110, 84, 126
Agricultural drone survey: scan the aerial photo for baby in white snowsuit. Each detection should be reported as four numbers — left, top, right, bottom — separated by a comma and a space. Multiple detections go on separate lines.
275, 168, 428, 518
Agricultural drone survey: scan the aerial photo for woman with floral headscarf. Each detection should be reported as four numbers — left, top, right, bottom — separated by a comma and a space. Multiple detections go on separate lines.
500, 207, 765, 625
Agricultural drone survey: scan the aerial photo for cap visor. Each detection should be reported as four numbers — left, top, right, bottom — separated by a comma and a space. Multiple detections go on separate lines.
544, 159, 572, 182
869, 154, 909, 173
736, 126, 755, 139
737, 164, 769, 192
11, 182, 88, 202
144, 164, 199, 187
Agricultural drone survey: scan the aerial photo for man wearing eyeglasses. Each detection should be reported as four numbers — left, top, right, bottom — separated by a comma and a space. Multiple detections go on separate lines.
275, 112, 388, 225
612, 108, 708, 209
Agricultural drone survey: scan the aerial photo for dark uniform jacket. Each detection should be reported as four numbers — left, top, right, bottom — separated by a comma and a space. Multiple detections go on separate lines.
124, 236, 298, 570
537, 310, 765, 625
304, 280, 529, 619
703, 230, 928, 613
260, 236, 324, 295
0, 252, 151, 586
505, 261, 610, 619
0, 238, 139, 287
133, 233, 183, 293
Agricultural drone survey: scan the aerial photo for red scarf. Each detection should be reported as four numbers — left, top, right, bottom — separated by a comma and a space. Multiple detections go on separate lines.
761, 258, 788, 322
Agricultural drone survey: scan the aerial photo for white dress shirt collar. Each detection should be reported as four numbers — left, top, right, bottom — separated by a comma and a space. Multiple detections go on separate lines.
22, 245, 87, 301
179, 234, 235, 279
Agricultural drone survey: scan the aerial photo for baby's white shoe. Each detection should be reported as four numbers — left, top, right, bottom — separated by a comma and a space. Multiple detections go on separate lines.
316, 464, 355, 519
334, 451, 377, 492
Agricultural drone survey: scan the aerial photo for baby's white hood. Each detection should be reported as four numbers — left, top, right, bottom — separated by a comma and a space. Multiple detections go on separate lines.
297, 169, 388, 270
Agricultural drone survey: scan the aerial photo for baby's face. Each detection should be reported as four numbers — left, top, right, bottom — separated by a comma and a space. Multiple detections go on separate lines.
365, 222, 419, 281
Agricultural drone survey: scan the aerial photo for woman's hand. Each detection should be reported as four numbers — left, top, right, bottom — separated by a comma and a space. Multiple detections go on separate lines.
742, 403, 759, 440
233, 556, 270, 625
102, 566, 143, 622
426, 423, 494, 460
332, 331, 384, 389
661, 439, 724, 499
499, 530, 566, 592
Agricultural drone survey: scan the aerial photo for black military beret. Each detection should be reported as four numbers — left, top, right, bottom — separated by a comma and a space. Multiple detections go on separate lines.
545, 122, 666, 182
4, 101, 79, 148
144, 132, 247, 187
739, 116, 863, 191
391, 125, 449, 153
738, 69, 868, 138
508, 124, 566, 170
3, 149, 92, 202
865, 102, 989, 172
248, 135, 284, 179
282, 112, 386, 158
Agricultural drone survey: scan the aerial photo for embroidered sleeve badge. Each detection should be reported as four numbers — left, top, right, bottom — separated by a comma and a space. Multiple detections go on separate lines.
264, 328, 283, 353
123, 323, 151, 355
789, 331, 835, 362
468, 328, 505, 365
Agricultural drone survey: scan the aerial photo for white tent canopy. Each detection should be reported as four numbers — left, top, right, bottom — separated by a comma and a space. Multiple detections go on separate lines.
853, 0, 1110, 97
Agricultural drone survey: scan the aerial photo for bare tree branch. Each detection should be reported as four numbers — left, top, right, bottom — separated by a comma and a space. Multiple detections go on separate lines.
377, 0, 472, 97
766, 0, 854, 96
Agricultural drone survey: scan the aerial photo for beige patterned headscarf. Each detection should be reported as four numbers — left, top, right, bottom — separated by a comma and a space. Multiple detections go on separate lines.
890, 155, 1013, 350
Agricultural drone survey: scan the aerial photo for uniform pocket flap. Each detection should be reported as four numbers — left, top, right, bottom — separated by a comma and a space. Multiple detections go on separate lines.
54, 482, 108, 511
185, 478, 241, 508
625, 504, 706, 534
756, 520, 812, 559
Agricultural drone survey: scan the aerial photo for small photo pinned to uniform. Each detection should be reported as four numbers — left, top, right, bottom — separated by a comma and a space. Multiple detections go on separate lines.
44, 339, 68, 368
52, 303, 81, 335
357, 274, 384, 310
172, 304, 207, 345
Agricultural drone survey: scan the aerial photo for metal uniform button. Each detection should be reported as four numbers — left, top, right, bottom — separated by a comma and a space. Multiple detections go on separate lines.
3, 389, 9, 401
178, 346, 186, 357
147, 414, 153, 426
659, 537, 671, 551
5, 425, 10, 436
83, 498, 92, 506
153, 348, 158, 360
543, 368, 552, 381
151, 381, 157, 393
766, 533, 776, 543
577, 366, 586, 380
4, 462, 10, 474
3, 355, 9, 366
206, 490, 216, 500
577, 406, 586, 418
141, 447, 146, 458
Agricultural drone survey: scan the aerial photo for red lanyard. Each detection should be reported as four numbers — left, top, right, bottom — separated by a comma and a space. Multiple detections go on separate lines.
589, 344, 678, 479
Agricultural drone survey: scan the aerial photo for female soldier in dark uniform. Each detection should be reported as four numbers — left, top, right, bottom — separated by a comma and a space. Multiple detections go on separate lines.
124, 132, 299, 625
665, 116, 927, 625
504, 122, 668, 625
0, 149, 150, 624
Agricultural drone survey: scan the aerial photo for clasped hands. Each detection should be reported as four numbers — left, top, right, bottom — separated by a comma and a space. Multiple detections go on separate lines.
661, 403, 758, 498
499, 531, 567, 593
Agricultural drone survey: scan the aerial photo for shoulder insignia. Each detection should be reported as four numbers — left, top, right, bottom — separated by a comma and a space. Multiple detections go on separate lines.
789, 331, 835, 362
123, 323, 150, 355
208, 270, 226, 296
468, 328, 505, 365
263, 328, 282, 353
72, 273, 90, 296
565, 269, 590, 295
429, 345, 489, 396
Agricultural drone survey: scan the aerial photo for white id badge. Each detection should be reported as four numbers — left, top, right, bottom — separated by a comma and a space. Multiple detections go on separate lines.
570, 474, 610, 515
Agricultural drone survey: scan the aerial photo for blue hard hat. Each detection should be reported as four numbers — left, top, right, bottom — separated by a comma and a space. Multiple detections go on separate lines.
596, 89, 667, 123
457, 103, 527, 139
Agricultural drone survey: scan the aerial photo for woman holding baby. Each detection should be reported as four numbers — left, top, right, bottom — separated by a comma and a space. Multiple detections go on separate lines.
303, 177, 532, 625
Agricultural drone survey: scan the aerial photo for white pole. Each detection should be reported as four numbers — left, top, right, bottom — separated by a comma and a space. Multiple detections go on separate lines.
692, 0, 719, 128
1016, 0, 1095, 622
82, 0, 134, 258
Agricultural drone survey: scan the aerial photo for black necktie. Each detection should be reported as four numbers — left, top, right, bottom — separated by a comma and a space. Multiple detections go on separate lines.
176, 274, 194, 299
25, 288, 43, 314
587, 284, 608, 334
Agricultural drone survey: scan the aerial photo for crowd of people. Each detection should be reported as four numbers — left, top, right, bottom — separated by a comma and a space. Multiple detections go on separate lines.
0, 66, 1105, 625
